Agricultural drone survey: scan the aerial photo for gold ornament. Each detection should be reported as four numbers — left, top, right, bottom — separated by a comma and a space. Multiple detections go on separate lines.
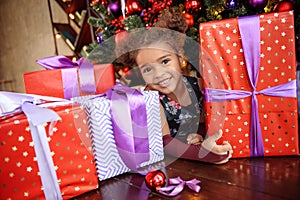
181, 57, 188, 69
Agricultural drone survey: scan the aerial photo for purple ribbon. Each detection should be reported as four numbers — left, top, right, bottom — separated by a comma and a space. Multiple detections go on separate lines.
106, 83, 150, 171
204, 15, 297, 157
0, 92, 63, 199
157, 177, 201, 196
36, 56, 96, 99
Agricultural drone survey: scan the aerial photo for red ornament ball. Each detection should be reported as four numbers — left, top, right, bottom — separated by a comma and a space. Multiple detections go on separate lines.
183, 13, 194, 28
126, 0, 142, 15
100, 0, 108, 5
185, 0, 202, 13
273, 0, 294, 12
90, 0, 99, 6
145, 170, 166, 191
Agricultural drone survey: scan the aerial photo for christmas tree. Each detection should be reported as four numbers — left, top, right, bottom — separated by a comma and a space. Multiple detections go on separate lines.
86, 0, 300, 75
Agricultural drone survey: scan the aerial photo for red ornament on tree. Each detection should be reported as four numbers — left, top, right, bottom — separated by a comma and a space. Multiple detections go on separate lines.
183, 13, 194, 28
145, 170, 166, 191
273, 0, 294, 12
90, 0, 100, 6
141, 0, 173, 26
100, 0, 108, 5
185, 0, 202, 13
126, 0, 142, 15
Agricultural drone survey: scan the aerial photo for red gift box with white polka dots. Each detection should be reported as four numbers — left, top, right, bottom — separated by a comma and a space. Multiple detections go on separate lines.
199, 11, 299, 158
0, 104, 98, 199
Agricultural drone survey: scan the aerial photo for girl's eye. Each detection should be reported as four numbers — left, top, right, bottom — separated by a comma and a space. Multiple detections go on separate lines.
142, 66, 152, 73
162, 59, 170, 65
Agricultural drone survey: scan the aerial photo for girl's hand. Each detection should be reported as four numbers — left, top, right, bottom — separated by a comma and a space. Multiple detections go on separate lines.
200, 130, 233, 164
186, 133, 204, 145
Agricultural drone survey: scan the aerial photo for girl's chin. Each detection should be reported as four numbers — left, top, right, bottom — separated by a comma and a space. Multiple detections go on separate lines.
155, 86, 174, 94
147, 83, 175, 94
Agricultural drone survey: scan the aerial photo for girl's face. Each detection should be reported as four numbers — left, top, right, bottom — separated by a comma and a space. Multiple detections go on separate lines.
135, 44, 183, 94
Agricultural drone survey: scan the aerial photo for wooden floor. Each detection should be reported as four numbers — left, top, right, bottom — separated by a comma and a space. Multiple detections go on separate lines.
72, 155, 300, 200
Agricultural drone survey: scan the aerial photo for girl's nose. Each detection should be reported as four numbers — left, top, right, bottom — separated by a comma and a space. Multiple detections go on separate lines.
151, 65, 165, 79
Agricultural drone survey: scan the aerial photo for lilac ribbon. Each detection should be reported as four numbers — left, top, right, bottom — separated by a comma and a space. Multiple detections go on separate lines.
61, 68, 79, 98
157, 177, 201, 196
106, 83, 150, 171
0, 92, 63, 199
204, 15, 297, 157
36, 56, 96, 99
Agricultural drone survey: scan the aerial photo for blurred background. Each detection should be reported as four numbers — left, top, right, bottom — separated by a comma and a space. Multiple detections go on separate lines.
0, 0, 74, 92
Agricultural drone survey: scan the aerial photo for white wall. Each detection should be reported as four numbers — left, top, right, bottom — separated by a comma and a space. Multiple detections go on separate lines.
0, 0, 74, 92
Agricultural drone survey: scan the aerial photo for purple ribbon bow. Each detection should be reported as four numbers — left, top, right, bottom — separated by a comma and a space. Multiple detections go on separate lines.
157, 177, 201, 196
36, 55, 96, 99
106, 83, 150, 171
0, 92, 63, 200
204, 15, 297, 157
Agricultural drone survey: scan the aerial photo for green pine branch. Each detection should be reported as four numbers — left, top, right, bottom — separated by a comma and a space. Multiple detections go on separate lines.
88, 16, 107, 28
123, 15, 144, 30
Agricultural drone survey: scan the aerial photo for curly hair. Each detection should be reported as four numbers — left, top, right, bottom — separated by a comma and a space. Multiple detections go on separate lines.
154, 11, 188, 33
115, 11, 188, 68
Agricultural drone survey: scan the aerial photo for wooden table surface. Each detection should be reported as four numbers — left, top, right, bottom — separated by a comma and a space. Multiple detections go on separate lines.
72, 155, 300, 200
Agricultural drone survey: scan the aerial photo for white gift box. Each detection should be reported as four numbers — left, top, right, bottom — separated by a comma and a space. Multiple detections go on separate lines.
80, 90, 164, 181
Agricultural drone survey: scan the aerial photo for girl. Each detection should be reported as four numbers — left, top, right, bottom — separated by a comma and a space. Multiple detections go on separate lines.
116, 12, 233, 164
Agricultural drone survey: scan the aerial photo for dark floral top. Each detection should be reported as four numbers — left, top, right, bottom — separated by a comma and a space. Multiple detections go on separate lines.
159, 76, 204, 143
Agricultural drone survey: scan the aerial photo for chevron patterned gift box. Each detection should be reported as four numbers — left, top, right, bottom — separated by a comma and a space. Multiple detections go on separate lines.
80, 87, 164, 181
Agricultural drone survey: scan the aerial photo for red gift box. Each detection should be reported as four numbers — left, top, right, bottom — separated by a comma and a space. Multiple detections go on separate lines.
0, 101, 98, 199
199, 11, 299, 158
24, 56, 115, 99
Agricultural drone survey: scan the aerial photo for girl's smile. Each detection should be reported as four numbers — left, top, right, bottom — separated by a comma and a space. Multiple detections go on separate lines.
156, 77, 172, 88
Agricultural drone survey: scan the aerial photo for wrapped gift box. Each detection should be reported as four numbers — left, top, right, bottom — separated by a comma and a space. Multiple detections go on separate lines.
79, 86, 164, 181
0, 102, 98, 199
199, 11, 299, 158
24, 56, 115, 99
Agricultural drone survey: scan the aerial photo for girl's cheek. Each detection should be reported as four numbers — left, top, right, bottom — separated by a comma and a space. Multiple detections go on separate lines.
142, 75, 152, 83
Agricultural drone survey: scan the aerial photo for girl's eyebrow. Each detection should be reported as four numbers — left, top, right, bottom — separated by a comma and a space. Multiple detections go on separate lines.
139, 54, 172, 69
140, 63, 149, 70
158, 54, 172, 61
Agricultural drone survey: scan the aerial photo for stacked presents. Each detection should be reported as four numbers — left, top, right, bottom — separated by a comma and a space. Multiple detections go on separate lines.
0, 56, 164, 199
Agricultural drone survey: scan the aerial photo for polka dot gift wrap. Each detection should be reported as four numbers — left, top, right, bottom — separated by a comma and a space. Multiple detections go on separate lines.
199, 11, 299, 158
0, 104, 98, 199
